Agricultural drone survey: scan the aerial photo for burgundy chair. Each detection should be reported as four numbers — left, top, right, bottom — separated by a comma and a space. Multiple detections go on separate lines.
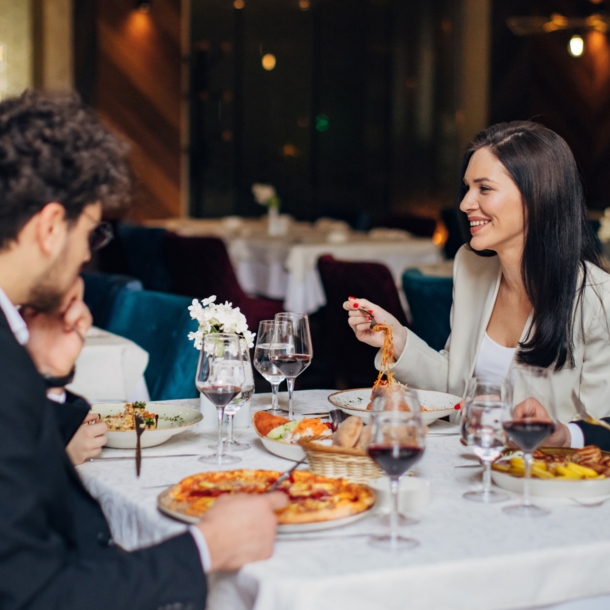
164, 233, 284, 333
317, 255, 409, 389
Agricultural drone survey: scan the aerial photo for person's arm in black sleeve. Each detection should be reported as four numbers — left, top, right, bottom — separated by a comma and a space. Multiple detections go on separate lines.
572, 419, 610, 451
47, 391, 90, 445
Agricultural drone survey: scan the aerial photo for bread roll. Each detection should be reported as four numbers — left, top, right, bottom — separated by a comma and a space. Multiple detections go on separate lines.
355, 425, 371, 450
333, 416, 363, 448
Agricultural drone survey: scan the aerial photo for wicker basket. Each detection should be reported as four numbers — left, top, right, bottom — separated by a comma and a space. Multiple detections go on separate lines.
299, 441, 384, 483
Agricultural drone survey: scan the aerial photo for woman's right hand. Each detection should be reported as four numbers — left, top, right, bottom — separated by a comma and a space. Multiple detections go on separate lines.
342, 297, 407, 360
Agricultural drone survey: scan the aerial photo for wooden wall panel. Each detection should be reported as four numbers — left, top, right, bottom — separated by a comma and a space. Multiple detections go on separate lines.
95, 0, 183, 220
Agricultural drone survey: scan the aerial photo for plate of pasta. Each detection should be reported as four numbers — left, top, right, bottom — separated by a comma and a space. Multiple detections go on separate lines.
327, 322, 459, 424
91, 402, 203, 449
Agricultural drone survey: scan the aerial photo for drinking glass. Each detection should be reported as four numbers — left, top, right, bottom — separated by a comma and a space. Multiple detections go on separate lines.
196, 333, 244, 465
271, 312, 313, 419
366, 387, 425, 551
253, 320, 285, 415
502, 365, 557, 517
461, 378, 509, 503
219, 337, 253, 452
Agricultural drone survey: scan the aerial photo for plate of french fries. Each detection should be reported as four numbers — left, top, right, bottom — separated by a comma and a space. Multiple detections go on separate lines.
491, 446, 610, 498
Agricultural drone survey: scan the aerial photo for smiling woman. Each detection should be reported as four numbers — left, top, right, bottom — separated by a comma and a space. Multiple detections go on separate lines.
344, 120, 610, 448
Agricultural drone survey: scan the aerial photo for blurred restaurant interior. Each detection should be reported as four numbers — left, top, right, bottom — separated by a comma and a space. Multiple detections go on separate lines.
4, 0, 610, 394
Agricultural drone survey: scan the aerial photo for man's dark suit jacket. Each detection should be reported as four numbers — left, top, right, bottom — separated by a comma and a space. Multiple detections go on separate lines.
0, 310, 207, 610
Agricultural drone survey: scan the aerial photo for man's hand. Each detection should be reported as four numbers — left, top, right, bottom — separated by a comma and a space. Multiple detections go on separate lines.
342, 296, 407, 359
512, 398, 571, 448
66, 412, 107, 465
23, 277, 92, 377
196, 492, 288, 572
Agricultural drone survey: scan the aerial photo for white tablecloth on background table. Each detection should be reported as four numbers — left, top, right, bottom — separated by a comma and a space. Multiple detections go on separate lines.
78, 390, 610, 610
67, 327, 150, 403
146, 217, 443, 314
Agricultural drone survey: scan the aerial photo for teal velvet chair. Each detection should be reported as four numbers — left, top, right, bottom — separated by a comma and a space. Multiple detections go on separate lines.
106, 290, 200, 401
82, 272, 143, 330
402, 268, 453, 352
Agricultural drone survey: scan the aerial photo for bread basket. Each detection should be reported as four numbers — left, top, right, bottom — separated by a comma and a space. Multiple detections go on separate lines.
298, 441, 384, 484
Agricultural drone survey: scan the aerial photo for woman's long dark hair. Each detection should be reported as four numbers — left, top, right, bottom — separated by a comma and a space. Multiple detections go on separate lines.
457, 121, 602, 370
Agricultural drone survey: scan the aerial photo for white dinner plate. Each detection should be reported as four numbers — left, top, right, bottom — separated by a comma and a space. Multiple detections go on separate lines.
491, 469, 610, 498
327, 388, 461, 425
91, 403, 203, 449
157, 488, 375, 533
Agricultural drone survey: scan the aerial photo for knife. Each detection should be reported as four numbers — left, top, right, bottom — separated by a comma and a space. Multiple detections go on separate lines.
267, 457, 307, 492
89, 453, 202, 462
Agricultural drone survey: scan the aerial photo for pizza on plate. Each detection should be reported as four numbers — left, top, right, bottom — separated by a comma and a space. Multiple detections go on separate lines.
160, 469, 375, 524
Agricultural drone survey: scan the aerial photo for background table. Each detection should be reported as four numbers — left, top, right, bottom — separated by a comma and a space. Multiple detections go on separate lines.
147, 217, 442, 314
78, 390, 610, 610
67, 326, 149, 402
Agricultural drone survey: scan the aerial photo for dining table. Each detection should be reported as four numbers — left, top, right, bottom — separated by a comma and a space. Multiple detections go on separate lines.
146, 217, 443, 314
77, 389, 610, 610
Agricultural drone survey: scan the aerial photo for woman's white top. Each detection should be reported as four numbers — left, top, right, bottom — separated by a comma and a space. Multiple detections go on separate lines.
473, 333, 515, 384
472, 334, 584, 448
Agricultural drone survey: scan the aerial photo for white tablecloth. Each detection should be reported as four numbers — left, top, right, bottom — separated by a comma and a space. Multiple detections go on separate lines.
146, 217, 442, 314
78, 390, 610, 610
67, 327, 150, 403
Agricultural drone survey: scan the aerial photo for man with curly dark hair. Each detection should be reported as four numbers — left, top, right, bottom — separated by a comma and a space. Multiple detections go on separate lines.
0, 90, 286, 610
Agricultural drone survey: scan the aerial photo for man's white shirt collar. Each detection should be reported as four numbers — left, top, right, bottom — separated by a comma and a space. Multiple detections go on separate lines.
0, 286, 29, 345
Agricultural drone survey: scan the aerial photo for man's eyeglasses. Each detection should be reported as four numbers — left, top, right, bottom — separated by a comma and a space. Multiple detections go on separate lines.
82, 209, 114, 251
89, 221, 114, 251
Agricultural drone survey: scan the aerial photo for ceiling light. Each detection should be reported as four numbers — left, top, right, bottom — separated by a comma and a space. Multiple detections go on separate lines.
569, 34, 584, 57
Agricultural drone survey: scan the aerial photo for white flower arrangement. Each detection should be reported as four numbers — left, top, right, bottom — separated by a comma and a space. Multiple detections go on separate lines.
598, 209, 610, 244
188, 295, 255, 349
252, 183, 280, 209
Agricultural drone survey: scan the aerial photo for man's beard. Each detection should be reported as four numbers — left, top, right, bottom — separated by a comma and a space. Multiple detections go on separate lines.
27, 248, 78, 314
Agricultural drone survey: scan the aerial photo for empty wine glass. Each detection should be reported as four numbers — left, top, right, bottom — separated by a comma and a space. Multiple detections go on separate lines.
271, 312, 313, 419
461, 378, 510, 503
196, 333, 244, 465
253, 320, 285, 415
367, 387, 425, 551
220, 337, 254, 452
502, 365, 557, 517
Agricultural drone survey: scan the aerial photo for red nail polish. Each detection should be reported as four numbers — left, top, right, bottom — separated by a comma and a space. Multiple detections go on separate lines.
368, 316, 372, 321
353, 302, 359, 308
454, 403, 461, 410
348, 296, 356, 300
368, 309, 373, 313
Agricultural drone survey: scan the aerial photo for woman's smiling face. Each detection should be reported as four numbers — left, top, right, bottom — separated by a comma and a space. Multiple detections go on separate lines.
460, 147, 525, 255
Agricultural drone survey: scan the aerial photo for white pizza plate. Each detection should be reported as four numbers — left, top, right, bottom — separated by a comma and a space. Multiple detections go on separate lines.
492, 469, 610, 498
91, 403, 203, 449
252, 413, 306, 461
327, 388, 461, 425
157, 488, 375, 533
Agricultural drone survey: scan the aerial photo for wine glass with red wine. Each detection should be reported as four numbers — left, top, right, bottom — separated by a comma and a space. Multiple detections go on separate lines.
367, 387, 425, 551
196, 334, 245, 465
271, 312, 313, 420
502, 365, 557, 517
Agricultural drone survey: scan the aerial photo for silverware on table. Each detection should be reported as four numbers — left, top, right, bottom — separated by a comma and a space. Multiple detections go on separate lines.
277, 532, 372, 542
89, 453, 203, 462
454, 464, 481, 468
134, 413, 145, 478
267, 457, 308, 492
571, 390, 610, 433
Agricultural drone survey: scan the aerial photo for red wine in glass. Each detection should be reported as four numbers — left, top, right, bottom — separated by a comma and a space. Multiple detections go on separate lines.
502, 420, 555, 452
367, 444, 424, 477
201, 385, 242, 408
270, 354, 311, 378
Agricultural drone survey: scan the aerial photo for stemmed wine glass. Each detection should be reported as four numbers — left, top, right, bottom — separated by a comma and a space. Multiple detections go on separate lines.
502, 365, 557, 517
219, 337, 254, 452
271, 312, 313, 420
367, 387, 425, 551
461, 378, 510, 503
253, 320, 286, 415
196, 334, 244, 465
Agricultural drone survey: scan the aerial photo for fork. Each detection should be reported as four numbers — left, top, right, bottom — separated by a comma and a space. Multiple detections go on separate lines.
356, 307, 378, 330
134, 413, 145, 478
571, 391, 610, 433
